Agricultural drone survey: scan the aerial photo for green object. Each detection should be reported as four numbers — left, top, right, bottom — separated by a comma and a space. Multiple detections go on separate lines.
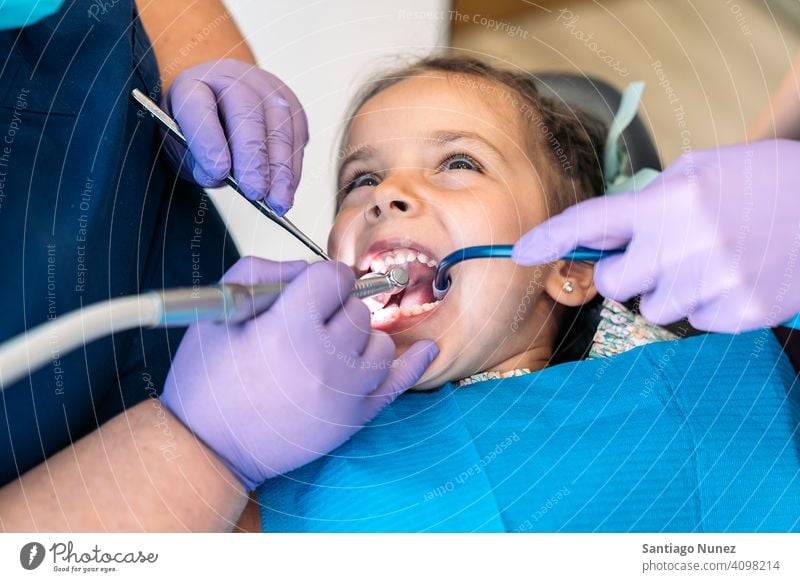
603, 80, 660, 193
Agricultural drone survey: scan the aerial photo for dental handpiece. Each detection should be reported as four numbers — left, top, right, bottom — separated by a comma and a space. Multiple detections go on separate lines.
156, 266, 409, 326
129, 88, 331, 261
0, 268, 409, 390
432, 245, 625, 300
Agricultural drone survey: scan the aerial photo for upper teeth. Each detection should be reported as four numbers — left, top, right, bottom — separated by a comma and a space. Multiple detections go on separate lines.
369, 247, 437, 274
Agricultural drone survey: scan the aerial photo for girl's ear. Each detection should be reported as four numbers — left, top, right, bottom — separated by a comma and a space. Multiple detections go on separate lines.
542, 260, 598, 307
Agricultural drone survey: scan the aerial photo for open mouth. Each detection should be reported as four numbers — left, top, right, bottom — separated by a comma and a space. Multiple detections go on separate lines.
358, 243, 443, 327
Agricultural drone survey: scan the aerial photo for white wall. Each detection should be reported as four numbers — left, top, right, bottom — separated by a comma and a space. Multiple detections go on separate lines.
213, 0, 449, 260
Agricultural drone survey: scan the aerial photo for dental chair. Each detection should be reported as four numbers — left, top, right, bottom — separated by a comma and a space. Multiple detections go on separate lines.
533, 72, 660, 173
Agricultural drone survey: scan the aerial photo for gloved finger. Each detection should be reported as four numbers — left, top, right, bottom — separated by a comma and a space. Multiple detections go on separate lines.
168, 79, 232, 185
639, 244, 750, 327
253, 71, 308, 210
274, 261, 356, 324
290, 107, 308, 193
347, 330, 396, 396
213, 81, 271, 201
686, 303, 725, 333
592, 239, 658, 301
362, 340, 439, 417
262, 96, 296, 215
220, 256, 308, 286
647, 256, 751, 331
260, 72, 308, 197
511, 192, 637, 266
638, 284, 692, 327
688, 301, 755, 334
285, 89, 309, 203
327, 297, 372, 357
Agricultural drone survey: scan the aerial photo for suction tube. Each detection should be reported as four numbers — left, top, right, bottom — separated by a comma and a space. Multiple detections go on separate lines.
432, 244, 625, 300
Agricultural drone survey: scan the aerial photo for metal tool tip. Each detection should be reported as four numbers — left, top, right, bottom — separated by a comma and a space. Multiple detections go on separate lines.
387, 267, 409, 289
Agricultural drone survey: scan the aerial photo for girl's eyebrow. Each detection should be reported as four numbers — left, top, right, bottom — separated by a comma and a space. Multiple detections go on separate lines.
430, 130, 506, 161
337, 144, 377, 185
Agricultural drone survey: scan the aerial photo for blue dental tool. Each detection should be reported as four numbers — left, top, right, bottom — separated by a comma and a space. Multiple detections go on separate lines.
432, 244, 625, 300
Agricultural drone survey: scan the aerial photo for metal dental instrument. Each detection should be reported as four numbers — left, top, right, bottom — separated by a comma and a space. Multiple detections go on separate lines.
432, 244, 625, 300
0, 267, 408, 390
159, 266, 408, 326
130, 88, 330, 261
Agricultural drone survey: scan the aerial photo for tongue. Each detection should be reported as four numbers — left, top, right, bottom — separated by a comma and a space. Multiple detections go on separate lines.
398, 261, 435, 308
399, 280, 435, 308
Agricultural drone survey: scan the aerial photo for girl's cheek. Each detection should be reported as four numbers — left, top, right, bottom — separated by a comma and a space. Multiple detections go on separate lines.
328, 210, 360, 258
429, 174, 484, 191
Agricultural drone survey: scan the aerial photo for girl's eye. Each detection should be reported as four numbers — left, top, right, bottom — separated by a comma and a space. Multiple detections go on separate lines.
344, 172, 380, 193
440, 153, 483, 172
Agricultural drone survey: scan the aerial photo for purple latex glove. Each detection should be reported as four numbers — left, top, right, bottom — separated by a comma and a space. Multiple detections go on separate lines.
163, 59, 309, 215
160, 257, 439, 490
513, 140, 800, 333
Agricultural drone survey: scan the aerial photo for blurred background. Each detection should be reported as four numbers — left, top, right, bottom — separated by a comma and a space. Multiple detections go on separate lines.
218, 0, 798, 258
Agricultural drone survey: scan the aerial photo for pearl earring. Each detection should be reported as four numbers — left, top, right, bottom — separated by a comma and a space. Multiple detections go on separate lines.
562, 281, 574, 294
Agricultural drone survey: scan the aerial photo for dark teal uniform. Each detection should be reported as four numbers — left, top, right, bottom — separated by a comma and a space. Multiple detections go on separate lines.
0, 0, 237, 485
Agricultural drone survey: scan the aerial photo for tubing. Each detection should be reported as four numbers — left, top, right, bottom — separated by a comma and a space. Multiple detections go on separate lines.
432, 244, 625, 300
0, 268, 409, 391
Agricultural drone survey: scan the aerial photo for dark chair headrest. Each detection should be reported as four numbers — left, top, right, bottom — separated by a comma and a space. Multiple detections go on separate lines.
532, 72, 661, 173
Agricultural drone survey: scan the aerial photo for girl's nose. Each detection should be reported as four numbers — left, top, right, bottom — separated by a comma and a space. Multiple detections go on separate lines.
365, 177, 422, 222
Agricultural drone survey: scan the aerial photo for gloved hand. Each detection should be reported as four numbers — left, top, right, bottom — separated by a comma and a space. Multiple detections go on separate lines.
512, 140, 800, 333
160, 257, 439, 490
162, 59, 309, 215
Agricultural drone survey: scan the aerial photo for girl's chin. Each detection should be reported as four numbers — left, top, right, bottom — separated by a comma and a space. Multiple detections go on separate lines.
408, 360, 456, 390
391, 336, 454, 391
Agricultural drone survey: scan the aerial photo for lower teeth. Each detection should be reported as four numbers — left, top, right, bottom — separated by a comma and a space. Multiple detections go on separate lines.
371, 300, 441, 323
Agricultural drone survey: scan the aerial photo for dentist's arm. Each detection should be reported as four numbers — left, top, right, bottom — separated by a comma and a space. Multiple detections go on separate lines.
748, 50, 800, 141
0, 400, 248, 531
135, 0, 256, 89
136, 0, 308, 214
512, 140, 800, 334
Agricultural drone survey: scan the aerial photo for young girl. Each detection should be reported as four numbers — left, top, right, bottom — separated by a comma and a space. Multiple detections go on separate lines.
242, 56, 799, 532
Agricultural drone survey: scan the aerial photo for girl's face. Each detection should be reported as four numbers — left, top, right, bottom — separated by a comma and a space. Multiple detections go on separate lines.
329, 73, 596, 388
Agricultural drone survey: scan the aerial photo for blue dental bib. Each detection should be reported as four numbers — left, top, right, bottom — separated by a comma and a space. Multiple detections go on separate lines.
258, 331, 799, 532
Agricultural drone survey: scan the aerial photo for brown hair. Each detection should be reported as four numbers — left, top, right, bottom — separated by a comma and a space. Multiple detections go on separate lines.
336, 55, 608, 363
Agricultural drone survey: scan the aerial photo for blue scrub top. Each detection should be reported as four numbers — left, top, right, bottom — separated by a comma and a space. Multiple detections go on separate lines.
0, 1, 237, 485
258, 331, 800, 532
